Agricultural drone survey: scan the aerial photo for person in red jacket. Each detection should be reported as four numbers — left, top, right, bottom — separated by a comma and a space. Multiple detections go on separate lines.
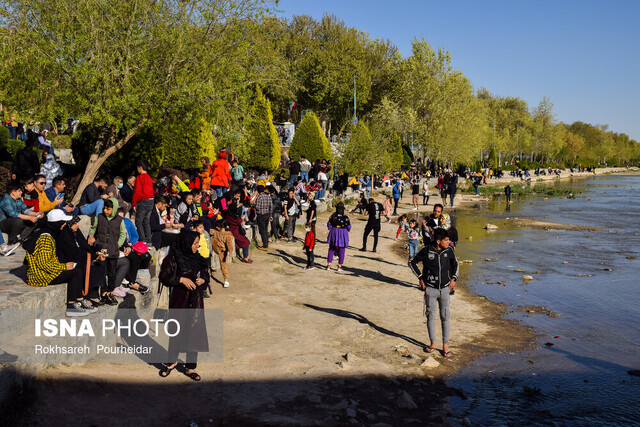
132, 160, 155, 244
303, 222, 316, 270
210, 151, 231, 198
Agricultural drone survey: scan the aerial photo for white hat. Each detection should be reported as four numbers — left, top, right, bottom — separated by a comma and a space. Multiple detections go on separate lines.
47, 210, 73, 222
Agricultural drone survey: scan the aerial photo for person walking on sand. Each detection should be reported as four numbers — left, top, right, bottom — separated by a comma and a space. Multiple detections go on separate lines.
411, 179, 420, 210
409, 228, 459, 358
383, 195, 393, 223
422, 178, 430, 206
326, 202, 351, 272
360, 197, 383, 252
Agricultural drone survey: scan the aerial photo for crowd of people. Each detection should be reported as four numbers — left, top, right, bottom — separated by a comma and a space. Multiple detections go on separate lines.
0, 142, 471, 378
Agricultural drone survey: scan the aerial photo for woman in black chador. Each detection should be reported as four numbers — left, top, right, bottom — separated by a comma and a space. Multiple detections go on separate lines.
159, 230, 209, 381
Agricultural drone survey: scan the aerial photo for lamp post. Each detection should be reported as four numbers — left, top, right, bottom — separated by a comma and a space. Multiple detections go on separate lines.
353, 72, 357, 124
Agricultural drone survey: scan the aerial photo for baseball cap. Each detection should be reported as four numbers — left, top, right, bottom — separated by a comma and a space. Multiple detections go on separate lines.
47, 210, 73, 222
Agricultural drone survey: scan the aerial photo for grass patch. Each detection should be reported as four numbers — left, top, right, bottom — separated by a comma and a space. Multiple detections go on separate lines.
462, 184, 577, 197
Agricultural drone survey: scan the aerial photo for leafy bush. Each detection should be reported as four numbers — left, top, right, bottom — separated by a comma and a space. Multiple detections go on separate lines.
0, 126, 9, 148
245, 86, 280, 171
289, 112, 333, 162
160, 118, 217, 170
7, 139, 24, 156
51, 135, 72, 149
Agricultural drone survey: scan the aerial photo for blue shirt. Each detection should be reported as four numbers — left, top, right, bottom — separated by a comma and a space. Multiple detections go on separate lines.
124, 217, 139, 245
44, 187, 70, 210
0, 194, 28, 221
392, 182, 401, 199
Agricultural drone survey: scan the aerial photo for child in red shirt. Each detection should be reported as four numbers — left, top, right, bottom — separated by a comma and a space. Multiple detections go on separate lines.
303, 222, 316, 270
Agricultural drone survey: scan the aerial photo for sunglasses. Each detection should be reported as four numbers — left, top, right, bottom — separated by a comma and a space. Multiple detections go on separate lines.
37, 181, 45, 185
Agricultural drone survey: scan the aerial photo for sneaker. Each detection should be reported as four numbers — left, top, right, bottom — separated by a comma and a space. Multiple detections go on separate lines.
66, 302, 89, 317
79, 299, 98, 313
336, 266, 343, 272
359, 247, 366, 252
223, 281, 230, 288
275, 239, 281, 244
306, 266, 315, 271
2, 243, 20, 257
258, 246, 269, 251
242, 224, 251, 229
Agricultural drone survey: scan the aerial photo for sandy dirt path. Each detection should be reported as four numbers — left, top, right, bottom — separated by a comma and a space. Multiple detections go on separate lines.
27, 196, 532, 426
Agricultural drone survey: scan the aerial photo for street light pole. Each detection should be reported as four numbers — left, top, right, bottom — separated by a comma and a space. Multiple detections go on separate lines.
353, 72, 357, 124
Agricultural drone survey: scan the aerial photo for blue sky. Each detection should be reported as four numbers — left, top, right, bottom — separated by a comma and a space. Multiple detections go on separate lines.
275, 0, 640, 140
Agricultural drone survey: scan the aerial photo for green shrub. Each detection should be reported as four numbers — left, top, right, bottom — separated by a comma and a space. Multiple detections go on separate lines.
160, 118, 217, 170
7, 139, 24, 156
0, 126, 9, 148
245, 86, 280, 171
51, 135, 72, 149
289, 112, 333, 163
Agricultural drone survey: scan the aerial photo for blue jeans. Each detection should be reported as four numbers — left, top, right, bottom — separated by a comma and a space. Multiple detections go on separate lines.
449, 193, 455, 207
213, 186, 227, 198
80, 199, 105, 216
408, 239, 419, 259
300, 172, 309, 182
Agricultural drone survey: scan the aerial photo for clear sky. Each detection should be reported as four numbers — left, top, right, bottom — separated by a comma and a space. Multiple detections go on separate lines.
275, 0, 640, 140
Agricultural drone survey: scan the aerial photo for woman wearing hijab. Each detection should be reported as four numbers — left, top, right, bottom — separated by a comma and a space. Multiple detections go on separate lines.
24, 210, 97, 317
223, 189, 252, 264
326, 202, 351, 272
158, 230, 209, 381
436, 213, 458, 248
56, 214, 109, 307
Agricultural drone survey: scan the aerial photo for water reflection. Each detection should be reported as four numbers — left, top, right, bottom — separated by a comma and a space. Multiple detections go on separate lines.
447, 175, 640, 425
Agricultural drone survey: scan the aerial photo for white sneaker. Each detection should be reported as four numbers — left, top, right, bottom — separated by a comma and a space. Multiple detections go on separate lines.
223, 281, 230, 288
2, 243, 20, 257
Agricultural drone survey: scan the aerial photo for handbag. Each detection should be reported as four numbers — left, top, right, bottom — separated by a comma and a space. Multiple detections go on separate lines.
132, 241, 149, 255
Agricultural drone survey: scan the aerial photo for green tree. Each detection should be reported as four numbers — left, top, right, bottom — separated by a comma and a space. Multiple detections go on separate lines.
0, 0, 274, 204
161, 119, 217, 170
245, 86, 280, 171
341, 122, 375, 175
289, 112, 333, 162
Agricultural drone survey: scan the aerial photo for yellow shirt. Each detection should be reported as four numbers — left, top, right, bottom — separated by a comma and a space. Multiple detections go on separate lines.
198, 233, 210, 258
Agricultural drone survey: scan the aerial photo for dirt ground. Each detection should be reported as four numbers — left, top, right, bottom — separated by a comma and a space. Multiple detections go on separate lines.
19, 195, 534, 426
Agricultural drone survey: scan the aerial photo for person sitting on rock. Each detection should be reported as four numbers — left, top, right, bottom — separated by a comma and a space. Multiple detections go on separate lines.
88, 198, 129, 305
0, 182, 41, 245
23, 210, 97, 317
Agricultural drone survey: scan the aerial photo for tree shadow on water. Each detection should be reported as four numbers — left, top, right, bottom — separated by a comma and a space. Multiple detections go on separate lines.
303, 303, 427, 349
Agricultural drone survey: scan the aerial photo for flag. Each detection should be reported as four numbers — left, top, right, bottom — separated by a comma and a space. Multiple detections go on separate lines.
288, 101, 297, 114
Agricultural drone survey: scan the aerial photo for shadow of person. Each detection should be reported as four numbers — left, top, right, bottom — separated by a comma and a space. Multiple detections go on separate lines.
339, 265, 419, 290
304, 304, 427, 349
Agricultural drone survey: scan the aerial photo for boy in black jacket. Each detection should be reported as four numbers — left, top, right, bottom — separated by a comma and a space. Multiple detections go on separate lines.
409, 228, 459, 357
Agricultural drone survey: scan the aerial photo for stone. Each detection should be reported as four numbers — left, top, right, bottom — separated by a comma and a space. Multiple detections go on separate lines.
563, 261, 570, 264
336, 361, 350, 370
377, 411, 390, 417
346, 408, 357, 418
420, 357, 440, 368
522, 275, 534, 281
484, 223, 498, 230
485, 258, 498, 262
344, 352, 359, 362
396, 391, 418, 410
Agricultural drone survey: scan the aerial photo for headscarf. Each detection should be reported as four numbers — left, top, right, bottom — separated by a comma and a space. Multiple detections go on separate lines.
171, 230, 204, 274
437, 213, 451, 230
66, 215, 81, 228
23, 220, 66, 254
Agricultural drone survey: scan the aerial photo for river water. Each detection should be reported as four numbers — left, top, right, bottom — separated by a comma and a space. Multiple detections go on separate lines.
448, 174, 640, 426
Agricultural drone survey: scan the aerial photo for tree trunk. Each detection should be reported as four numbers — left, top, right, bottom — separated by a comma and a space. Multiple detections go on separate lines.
71, 126, 143, 205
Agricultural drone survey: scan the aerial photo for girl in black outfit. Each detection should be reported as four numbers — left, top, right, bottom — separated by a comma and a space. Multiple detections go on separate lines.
159, 230, 209, 381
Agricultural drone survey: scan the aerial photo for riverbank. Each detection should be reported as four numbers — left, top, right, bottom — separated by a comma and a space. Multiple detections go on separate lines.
7, 192, 536, 426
